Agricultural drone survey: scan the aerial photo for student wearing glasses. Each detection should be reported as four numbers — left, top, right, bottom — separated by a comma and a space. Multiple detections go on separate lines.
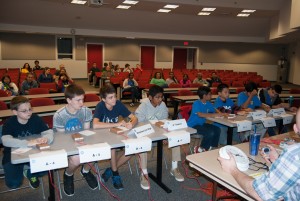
1, 96, 54, 189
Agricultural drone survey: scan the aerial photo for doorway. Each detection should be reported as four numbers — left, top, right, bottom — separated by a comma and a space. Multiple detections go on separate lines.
140, 46, 155, 70
87, 44, 103, 74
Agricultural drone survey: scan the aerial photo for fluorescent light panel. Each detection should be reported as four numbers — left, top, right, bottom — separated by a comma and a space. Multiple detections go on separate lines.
164, 4, 179, 9
202, 8, 216, 12
123, 0, 139, 5
242, 9, 256, 13
157, 9, 171, 13
198, 12, 210, 15
117, 5, 131, 9
71, 0, 87, 4
237, 13, 250, 17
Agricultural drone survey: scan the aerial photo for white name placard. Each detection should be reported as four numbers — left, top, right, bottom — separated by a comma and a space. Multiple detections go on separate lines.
122, 137, 152, 155
164, 130, 190, 148
164, 119, 187, 131
236, 120, 252, 132
281, 114, 294, 125
29, 149, 68, 173
78, 143, 111, 163
251, 110, 267, 120
260, 117, 276, 128
268, 108, 286, 117
131, 124, 155, 138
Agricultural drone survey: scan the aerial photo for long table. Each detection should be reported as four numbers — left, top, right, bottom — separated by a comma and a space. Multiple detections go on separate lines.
186, 132, 296, 201
11, 123, 196, 200
172, 93, 300, 119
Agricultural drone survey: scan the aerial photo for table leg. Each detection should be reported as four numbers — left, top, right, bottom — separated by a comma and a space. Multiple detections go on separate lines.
212, 181, 217, 201
148, 140, 172, 193
48, 170, 55, 201
227, 127, 233, 145
172, 100, 180, 120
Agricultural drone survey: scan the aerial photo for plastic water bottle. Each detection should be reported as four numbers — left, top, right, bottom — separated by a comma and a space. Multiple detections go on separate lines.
289, 96, 294, 107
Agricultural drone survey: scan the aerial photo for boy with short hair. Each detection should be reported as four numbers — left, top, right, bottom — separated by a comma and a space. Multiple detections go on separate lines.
135, 85, 184, 190
2, 96, 54, 189
93, 84, 138, 190
187, 86, 224, 153
53, 84, 98, 196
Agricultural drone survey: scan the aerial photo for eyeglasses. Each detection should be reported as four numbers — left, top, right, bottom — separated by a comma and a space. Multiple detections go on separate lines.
18, 108, 33, 113
248, 157, 269, 171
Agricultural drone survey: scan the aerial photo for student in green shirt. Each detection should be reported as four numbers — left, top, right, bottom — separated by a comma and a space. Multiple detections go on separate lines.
150, 72, 168, 88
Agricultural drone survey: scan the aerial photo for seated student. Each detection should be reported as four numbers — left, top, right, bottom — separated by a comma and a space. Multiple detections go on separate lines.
135, 85, 184, 190
150, 72, 168, 88
53, 84, 98, 196
89, 62, 101, 85
187, 86, 224, 153
193, 73, 209, 86
57, 73, 74, 92
101, 65, 115, 83
38, 67, 54, 83
238, 82, 267, 137
179, 74, 192, 88
206, 72, 222, 87
258, 84, 297, 136
93, 84, 138, 190
20, 72, 39, 95
165, 71, 179, 86
113, 64, 121, 73
0, 75, 19, 96
2, 96, 54, 189
33, 60, 42, 71
21, 63, 32, 74
123, 72, 140, 107
123, 63, 133, 73
218, 108, 300, 201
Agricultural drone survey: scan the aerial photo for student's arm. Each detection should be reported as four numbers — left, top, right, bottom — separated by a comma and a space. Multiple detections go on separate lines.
196, 112, 224, 118
241, 90, 257, 109
1, 135, 29, 147
125, 113, 138, 129
93, 118, 125, 129
41, 129, 54, 144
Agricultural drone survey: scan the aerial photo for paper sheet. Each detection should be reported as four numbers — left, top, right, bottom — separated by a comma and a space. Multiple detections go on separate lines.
79, 130, 96, 136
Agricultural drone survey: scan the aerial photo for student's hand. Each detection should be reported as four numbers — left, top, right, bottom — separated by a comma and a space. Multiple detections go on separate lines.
36, 137, 48, 144
260, 145, 278, 165
118, 120, 126, 127
236, 111, 246, 116
125, 122, 133, 129
212, 113, 225, 118
218, 152, 238, 174
289, 106, 298, 112
250, 89, 257, 97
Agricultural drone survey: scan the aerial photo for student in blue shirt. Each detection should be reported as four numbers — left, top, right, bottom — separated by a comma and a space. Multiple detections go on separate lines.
187, 86, 225, 152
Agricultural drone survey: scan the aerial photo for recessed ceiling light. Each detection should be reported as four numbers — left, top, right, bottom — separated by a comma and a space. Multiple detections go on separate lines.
157, 9, 171, 13
117, 5, 131, 9
237, 13, 250, 17
198, 12, 210, 15
242, 9, 256, 13
202, 8, 216, 12
71, 0, 87, 5
164, 4, 179, 9
123, 0, 139, 5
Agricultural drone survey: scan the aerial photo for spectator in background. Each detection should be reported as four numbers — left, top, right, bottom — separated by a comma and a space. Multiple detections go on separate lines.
134, 64, 143, 75
21, 63, 32, 74
108, 61, 114, 70
20, 72, 38, 95
0, 75, 19, 96
57, 73, 74, 92
38, 67, 54, 83
123, 72, 140, 107
180, 74, 192, 88
102, 63, 108, 72
54, 64, 65, 79
88, 62, 100, 85
123, 64, 133, 73
166, 71, 179, 86
150, 72, 168, 88
207, 72, 222, 87
101, 65, 114, 84
113, 64, 121, 73
33, 60, 42, 71
193, 73, 209, 86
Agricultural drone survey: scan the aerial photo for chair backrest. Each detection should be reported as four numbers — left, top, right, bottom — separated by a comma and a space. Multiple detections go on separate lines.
235, 87, 245, 94
145, 84, 156, 89
84, 94, 100, 102
0, 100, 8, 110
289, 88, 300, 94
190, 83, 202, 88
28, 88, 49, 95
211, 88, 218, 95
177, 89, 193, 96
169, 83, 182, 88
39, 82, 57, 92
178, 105, 192, 121
30, 98, 55, 107
0, 89, 9, 97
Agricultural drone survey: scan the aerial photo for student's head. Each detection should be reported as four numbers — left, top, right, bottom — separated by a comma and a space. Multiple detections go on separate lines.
104, 63, 108, 67
59, 64, 65, 69
244, 82, 258, 93
217, 83, 230, 100
105, 65, 111, 71
136, 64, 141, 69
44, 67, 50, 74
197, 73, 203, 79
92, 62, 97, 67
183, 74, 189, 80
149, 85, 164, 107
212, 72, 217, 78
154, 72, 162, 79
100, 84, 117, 107
125, 64, 130, 68
34, 60, 39, 66
59, 73, 68, 81
60, 68, 66, 74
65, 84, 85, 111
293, 108, 300, 135
128, 73, 134, 79
115, 64, 120, 70
11, 96, 32, 121
197, 86, 211, 100
169, 72, 174, 78
26, 72, 35, 82
268, 84, 282, 98
23, 63, 30, 69
2, 75, 11, 84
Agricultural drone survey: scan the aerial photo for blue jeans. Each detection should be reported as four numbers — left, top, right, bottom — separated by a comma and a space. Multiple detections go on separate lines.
3, 162, 46, 189
267, 119, 287, 136
193, 123, 221, 150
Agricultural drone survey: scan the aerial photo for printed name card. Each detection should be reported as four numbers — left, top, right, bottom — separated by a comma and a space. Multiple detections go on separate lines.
260, 117, 276, 128
164, 130, 190, 148
131, 124, 155, 138
122, 137, 152, 155
268, 108, 286, 117
164, 119, 187, 131
281, 114, 294, 125
236, 120, 252, 132
251, 110, 267, 120
29, 149, 68, 173
78, 143, 111, 163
